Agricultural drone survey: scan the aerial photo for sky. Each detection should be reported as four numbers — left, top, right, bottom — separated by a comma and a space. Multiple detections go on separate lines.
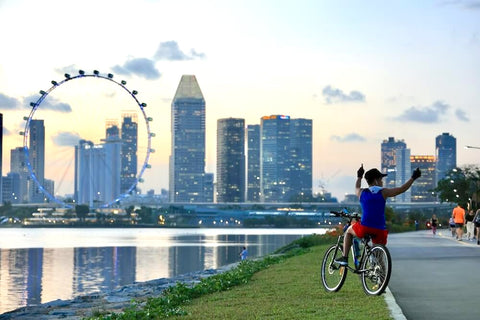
1, 0, 480, 202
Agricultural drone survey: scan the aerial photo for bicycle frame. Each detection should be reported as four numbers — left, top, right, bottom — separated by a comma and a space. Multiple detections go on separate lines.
331, 229, 372, 274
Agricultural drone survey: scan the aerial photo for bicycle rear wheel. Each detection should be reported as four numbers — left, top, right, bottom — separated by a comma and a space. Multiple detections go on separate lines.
321, 244, 347, 292
361, 244, 391, 295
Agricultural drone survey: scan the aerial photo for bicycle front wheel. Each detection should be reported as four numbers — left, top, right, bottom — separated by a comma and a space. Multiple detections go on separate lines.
361, 244, 392, 295
321, 244, 347, 292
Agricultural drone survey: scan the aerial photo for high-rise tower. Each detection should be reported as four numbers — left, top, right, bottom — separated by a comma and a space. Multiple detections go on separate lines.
290, 118, 313, 199
260, 115, 312, 202
381, 137, 407, 190
10, 147, 29, 203
216, 118, 245, 203
435, 132, 456, 186
28, 119, 45, 203
0, 113, 3, 203
246, 124, 261, 202
169, 75, 207, 203
120, 114, 138, 194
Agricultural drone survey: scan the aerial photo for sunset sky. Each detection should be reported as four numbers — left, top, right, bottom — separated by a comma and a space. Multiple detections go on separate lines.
1, 0, 480, 201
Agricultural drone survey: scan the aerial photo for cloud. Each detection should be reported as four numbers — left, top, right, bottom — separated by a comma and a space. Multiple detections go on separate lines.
55, 64, 79, 76
52, 131, 82, 146
455, 108, 469, 121
442, 0, 480, 10
394, 101, 450, 123
330, 133, 366, 143
0, 93, 21, 109
322, 85, 366, 104
24, 94, 72, 112
154, 41, 206, 61
112, 58, 161, 80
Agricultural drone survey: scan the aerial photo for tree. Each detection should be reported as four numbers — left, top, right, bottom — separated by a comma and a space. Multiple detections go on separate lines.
434, 165, 480, 210
75, 204, 90, 222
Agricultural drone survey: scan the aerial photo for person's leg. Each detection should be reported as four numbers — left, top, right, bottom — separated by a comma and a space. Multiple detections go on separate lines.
342, 226, 355, 258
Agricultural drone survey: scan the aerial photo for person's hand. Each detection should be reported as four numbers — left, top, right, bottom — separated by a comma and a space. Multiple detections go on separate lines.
357, 164, 364, 178
412, 168, 421, 180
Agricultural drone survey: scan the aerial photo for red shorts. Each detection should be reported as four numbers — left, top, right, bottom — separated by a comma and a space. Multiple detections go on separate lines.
352, 222, 388, 245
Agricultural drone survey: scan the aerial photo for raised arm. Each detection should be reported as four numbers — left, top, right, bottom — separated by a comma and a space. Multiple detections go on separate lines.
382, 168, 421, 198
355, 164, 364, 198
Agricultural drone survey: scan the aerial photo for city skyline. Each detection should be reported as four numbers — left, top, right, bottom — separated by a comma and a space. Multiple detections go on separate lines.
1, 1, 480, 200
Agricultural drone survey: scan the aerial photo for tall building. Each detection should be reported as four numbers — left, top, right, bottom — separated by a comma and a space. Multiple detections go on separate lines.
394, 148, 411, 202
1, 172, 21, 204
290, 118, 313, 199
10, 147, 29, 203
435, 132, 456, 186
75, 138, 121, 207
169, 75, 208, 203
216, 118, 245, 203
260, 115, 312, 202
381, 137, 407, 190
28, 119, 45, 203
246, 124, 261, 202
120, 114, 138, 194
410, 155, 436, 202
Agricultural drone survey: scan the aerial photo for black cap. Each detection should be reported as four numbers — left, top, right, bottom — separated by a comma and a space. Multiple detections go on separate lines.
364, 168, 387, 184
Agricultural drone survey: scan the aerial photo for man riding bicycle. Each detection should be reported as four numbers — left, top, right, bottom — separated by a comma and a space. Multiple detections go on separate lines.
335, 164, 421, 266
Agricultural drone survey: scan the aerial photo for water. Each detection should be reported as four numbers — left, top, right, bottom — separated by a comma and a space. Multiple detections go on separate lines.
0, 227, 326, 314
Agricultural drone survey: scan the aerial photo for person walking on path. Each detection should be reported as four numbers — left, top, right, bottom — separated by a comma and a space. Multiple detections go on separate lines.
474, 209, 480, 245
465, 209, 475, 241
431, 214, 438, 236
449, 217, 456, 237
452, 204, 466, 241
335, 164, 421, 265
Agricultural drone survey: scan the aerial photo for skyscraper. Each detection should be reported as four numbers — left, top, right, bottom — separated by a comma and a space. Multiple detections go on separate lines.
120, 113, 138, 194
290, 118, 313, 199
246, 124, 261, 202
410, 155, 436, 202
28, 119, 45, 203
10, 147, 29, 203
260, 115, 312, 202
381, 137, 407, 190
216, 118, 245, 203
435, 132, 456, 186
75, 139, 121, 207
169, 75, 207, 203
394, 148, 411, 202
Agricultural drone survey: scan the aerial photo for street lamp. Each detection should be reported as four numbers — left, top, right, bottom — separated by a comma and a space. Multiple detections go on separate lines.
465, 145, 480, 150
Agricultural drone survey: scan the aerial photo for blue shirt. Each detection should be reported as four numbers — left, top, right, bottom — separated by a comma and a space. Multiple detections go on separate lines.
360, 186, 386, 230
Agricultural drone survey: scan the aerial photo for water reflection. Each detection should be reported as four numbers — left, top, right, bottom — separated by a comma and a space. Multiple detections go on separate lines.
0, 229, 324, 314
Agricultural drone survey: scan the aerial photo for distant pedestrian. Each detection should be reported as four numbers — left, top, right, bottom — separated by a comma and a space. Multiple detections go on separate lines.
452, 204, 466, 241
474, 209, 480, 245
431, 214, 438, 236
415, 220, 419, 230
240, 246, 248, 260
465, 209, 475, 241
449, 217, 456, 237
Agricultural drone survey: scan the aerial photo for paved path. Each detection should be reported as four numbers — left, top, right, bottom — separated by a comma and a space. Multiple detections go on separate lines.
387, 229, 480, 320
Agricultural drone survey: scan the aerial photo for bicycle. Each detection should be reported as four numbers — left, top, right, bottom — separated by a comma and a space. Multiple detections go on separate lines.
320, 209, 392, 295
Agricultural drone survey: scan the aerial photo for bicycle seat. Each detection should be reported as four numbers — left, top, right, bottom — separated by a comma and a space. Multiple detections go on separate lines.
363, 233, 377, 241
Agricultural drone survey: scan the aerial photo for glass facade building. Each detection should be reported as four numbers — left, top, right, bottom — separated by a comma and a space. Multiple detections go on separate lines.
169, 75, 208, 203
394, 148, 411, 202
120, 114, 138, 194
435, 132, 456, 186
260, 115, 312, 202
246, 124, 261, 202
216, 118, 245, 203
381, 137, 407, 191
28, 119, 45, 203
410, 155, 436, 202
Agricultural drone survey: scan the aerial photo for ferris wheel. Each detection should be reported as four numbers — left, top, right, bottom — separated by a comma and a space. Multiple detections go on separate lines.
21, 69, 154, 208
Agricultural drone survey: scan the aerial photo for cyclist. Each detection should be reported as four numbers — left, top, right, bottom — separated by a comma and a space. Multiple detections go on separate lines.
335, 164, 421, 266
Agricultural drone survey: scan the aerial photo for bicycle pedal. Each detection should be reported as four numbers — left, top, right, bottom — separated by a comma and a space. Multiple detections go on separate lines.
339, 266, 345, 276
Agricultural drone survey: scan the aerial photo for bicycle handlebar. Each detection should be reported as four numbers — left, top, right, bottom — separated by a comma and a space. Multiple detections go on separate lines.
330, 210, 361, 220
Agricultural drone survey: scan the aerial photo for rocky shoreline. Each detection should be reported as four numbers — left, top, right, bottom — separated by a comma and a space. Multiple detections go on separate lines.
0, 262, 240, 320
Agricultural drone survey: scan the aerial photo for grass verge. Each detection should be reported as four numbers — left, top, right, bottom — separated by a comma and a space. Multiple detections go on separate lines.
88, 234, 392, 320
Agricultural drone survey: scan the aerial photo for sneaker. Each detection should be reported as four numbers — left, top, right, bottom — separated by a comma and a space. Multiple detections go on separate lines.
335, 256, 348, 266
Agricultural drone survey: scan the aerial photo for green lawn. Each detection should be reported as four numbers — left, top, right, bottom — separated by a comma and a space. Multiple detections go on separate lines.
169, 245, 392, 320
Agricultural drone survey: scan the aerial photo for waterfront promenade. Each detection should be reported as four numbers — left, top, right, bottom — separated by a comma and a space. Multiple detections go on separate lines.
387, 230, 480, 320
